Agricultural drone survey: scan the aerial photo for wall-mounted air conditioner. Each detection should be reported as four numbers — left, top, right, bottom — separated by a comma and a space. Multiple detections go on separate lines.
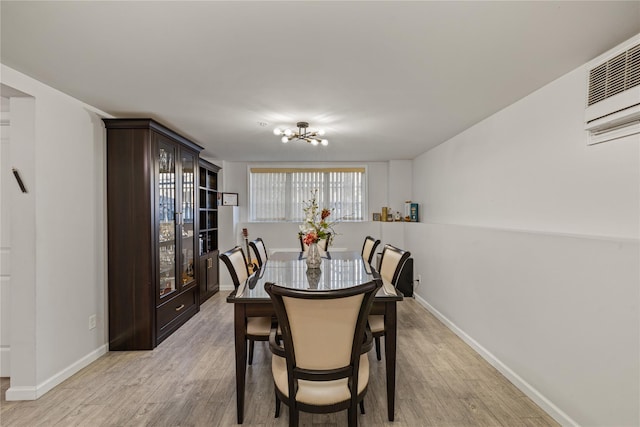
585, 35, 640, 145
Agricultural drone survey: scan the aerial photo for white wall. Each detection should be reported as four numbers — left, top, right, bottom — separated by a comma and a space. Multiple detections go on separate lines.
409, 41, 640, 426
5, 96, 37, 392
1, 65, 108, 399
388, 159, 413, 218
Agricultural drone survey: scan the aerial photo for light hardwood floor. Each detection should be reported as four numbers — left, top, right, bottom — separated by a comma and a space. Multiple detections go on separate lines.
1, 292, 559, 426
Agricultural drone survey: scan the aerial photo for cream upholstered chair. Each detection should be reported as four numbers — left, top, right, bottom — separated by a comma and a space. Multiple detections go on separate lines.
265, 280, 381, 427
361, 236, 380, 266
369, 244, 411, 361
249, 237, 269, 268
299, 233, 331, 252
219, 246, 272, 365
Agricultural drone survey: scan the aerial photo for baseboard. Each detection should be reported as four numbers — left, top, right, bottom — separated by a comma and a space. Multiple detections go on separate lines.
413, 294, 578, 427
5, 344, 107, 401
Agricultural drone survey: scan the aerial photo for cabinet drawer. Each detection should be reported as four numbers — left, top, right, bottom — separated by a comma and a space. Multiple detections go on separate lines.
157, 287, 197, 331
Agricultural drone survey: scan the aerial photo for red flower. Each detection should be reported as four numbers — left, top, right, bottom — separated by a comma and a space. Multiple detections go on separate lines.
321, 208, 331, 220
303, 231, 318, 245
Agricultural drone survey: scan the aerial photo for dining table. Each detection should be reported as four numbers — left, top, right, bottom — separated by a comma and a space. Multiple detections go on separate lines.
226, 250, 404, 424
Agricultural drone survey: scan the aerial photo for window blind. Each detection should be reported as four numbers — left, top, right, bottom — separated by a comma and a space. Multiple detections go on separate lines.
249, 167, 366, 222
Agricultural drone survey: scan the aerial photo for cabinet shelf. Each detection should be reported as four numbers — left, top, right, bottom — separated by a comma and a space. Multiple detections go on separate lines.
198, 159, 221, 303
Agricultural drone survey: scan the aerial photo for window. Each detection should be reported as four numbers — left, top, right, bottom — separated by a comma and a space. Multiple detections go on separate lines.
249, 167, 366, 222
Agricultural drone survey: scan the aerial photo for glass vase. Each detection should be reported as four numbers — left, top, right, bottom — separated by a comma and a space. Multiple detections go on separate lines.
306, 242, 322, 269
306, 267, 322, 289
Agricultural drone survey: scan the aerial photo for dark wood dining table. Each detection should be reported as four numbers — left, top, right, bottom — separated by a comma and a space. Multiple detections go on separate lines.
226, 251, 403, 424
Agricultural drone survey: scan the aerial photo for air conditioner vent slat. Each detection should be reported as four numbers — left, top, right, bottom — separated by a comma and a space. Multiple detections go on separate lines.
588, 42, 640, 106
588, 63, 607, 104
629, 45, 640, 88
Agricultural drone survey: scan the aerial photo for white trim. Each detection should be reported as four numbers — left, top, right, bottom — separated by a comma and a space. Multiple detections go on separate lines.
5, 344, 107, 401
412, 293, 578, 427
587, 120, 640, 145
270, 247, 300, 253
4, 385, 36, 400
418, 220, 638, 243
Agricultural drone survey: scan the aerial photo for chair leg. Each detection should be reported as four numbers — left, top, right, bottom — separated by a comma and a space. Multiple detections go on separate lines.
348, 405, 358, 427
275, 393, 281, 418
359, 400, 365, 414
248, 340, 255, 365
289, 407, 299, 427
375, 336, 382, 361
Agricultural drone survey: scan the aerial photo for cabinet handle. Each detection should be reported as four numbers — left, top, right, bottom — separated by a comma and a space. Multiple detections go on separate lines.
208, 258, 213, 268
175, 304, 185, 312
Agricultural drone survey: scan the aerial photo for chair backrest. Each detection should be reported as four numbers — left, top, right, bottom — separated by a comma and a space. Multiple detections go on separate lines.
378, 244, 411, 286
249, 237, 268, 268
219, 246, 249, 289
361, 236, 381, 265
299, 233, 331, 252
266, 280, 380, 375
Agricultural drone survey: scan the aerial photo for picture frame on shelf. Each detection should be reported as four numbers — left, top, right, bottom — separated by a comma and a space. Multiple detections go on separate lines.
372, 212, 381, 221
222, 192, 238, 206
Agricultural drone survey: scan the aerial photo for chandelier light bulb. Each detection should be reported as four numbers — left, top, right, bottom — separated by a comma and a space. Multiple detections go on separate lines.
311, 139, 319, 146
318, 129, 326, 136
273, 128, 282, 136
284, 129, 293, 137
321, 139, 329, 146
281, 136, 289, 143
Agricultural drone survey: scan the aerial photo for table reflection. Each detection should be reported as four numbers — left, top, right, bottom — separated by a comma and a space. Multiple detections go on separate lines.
240, 252, 375, 298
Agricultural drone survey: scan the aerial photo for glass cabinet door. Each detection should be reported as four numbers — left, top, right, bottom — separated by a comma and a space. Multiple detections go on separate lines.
180, 152, 196, 287
158, 143, 177, 298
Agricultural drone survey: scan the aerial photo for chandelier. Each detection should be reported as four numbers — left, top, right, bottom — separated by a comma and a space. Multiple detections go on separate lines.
273, 122, 328, 146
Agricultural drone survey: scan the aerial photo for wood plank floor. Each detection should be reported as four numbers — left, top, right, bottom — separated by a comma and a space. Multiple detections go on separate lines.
0, 293, 559, 426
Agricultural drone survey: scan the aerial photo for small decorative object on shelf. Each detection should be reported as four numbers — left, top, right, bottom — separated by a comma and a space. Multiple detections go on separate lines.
381, 206, 394, 221
410, 203, 419, 222
404, 201, 412, 218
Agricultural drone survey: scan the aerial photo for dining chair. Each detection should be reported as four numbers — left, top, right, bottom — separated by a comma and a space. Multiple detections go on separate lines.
249, 237, 269, 268
360, 236, 380, 266
299, 233, 331, 252
219, 246, 272, 365
369, 244, 411, 361
265, 279, 381, 427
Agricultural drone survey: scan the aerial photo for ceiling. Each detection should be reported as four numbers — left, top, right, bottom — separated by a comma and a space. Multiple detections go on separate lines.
1, 1, 639, 162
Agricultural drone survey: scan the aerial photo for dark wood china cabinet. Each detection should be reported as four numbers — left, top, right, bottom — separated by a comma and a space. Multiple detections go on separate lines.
104, 118, 203, 350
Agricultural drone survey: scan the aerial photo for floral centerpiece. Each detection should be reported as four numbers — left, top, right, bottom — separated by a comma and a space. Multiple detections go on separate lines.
298, 189, 337, 247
